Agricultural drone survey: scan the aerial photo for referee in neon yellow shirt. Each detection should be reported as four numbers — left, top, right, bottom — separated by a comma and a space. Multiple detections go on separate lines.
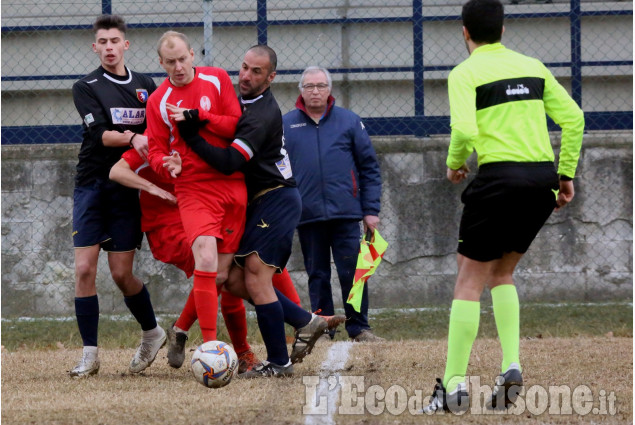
423, 0, 584, 414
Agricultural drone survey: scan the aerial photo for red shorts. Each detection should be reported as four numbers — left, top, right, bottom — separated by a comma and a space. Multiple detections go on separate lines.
146, 223, 195, 278
176, 179, 247, 253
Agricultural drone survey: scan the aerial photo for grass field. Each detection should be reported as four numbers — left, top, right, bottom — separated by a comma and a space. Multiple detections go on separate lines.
2, 302, 632, 424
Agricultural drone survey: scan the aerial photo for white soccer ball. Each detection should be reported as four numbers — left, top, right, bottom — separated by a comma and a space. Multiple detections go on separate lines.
190, 340, 239, 388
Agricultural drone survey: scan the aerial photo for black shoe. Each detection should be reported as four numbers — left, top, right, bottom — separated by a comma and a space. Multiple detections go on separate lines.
238, 361, 293, 378
486, 364, 523, 410
166, 324, 188, 369
422, 378, 470, 414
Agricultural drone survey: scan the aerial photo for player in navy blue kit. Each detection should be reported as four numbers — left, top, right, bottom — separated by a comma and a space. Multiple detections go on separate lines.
70, 14, 165, 378
164, 45, 345, 377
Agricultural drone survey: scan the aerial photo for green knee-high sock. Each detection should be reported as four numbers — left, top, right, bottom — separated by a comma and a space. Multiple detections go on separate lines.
443, 299, 480, 393
491, 284, 521, 373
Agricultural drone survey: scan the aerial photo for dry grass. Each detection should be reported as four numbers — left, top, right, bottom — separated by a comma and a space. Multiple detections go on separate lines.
2, 336, 631, 425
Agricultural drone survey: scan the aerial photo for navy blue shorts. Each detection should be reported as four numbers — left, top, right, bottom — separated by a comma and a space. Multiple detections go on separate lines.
234, 186, 301, 272
458, 162, 559, 262
72, 179, 142, 251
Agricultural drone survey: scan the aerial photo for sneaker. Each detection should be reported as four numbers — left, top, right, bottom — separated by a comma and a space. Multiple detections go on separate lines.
422, 378, 470, 414
351, 329, 386, 342
318, 314, 346, 333
238, 360, 293, 378
237, 349, 261, 374
69, 350, 100, 379
129, 327, 167, 373
290, 315, 329, 364
486, 363, 524, 410
166, 325, 188, 369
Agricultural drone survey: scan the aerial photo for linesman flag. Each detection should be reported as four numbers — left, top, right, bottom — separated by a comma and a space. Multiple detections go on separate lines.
346, 228, 388, 313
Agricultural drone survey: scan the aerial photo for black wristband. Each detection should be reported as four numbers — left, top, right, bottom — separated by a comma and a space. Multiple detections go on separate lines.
129, 133, 137, 147
559, 175, 573, 181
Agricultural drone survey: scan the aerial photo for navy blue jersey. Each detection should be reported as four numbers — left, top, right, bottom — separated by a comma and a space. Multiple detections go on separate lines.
73, 66, 156, 186
234, 88, 296, 200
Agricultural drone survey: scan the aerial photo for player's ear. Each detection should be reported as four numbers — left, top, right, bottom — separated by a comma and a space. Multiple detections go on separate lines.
124, 39, 130, 51
92, 43, 97, 53
462, 26, 470, 42
268, 70, 276, 84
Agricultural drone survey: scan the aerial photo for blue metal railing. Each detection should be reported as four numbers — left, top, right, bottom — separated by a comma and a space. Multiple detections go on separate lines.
1, 0, 632, 144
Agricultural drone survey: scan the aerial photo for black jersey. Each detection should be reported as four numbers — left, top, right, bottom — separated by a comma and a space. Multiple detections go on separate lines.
235, 88, 296, 200
73, 66, 156, 186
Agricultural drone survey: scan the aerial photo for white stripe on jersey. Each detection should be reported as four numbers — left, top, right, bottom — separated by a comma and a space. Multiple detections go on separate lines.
233, 138, 254, 159
134, 162, 151, 175
198, 73, 221, 95
159, 88, 176, 145
102, 66, 133, 84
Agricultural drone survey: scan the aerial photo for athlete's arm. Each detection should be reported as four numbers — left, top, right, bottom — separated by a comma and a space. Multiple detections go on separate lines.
541, 64, 585, 179
109, 158, 177, 204
446, 67, 477, 171
146, 96, 176, 180
177, 120, 248, 175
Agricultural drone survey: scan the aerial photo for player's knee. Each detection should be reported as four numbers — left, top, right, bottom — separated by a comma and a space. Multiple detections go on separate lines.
75, 260, 97, 283
216, 270, 228, 286
109, 267, 132, 286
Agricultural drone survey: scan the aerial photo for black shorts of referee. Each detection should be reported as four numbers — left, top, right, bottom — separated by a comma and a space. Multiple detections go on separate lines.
458, 161, 559, 262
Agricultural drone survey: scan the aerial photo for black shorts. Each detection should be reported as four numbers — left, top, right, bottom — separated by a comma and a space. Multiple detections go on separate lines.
458, 162, 558, 262
234, 186, 301, 272
72, 179, 142, 251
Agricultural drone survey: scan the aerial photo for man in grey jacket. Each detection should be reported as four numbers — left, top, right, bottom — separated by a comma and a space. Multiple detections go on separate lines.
283, 66, 384, 342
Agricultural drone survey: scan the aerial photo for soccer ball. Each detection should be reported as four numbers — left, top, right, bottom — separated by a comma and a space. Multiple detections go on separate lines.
190, 340, 239, 388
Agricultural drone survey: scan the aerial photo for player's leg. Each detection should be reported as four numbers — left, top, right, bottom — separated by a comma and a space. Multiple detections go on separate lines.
297, 222, 335, 315
71, 245, 101, 378
191, 235, 220, 342
106, 180, 165, 374
486, 252, 524, 410
241, 254, 292, 374
70, 183, 108, 378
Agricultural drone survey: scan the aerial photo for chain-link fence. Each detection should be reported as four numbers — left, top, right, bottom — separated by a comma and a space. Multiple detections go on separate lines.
1, 1, 633, 316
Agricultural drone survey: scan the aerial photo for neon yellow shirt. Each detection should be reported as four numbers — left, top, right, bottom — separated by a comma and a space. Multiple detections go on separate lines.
447, 43, 584, 178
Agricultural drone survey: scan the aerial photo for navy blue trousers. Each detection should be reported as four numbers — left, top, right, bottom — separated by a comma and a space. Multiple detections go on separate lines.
297, 219, 370, 338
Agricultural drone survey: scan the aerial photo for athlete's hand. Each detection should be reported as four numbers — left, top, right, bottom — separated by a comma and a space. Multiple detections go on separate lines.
131, 133, 149, 160
147, 184, 177, 205
555, 180, 575, 211
166, 103, 192, 122
447, 164, 470, 184
163, 151, 182, 178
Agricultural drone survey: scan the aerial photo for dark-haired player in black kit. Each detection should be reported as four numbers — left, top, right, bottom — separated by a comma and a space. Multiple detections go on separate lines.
164, 45, 345, 378
70, 14, 165, 378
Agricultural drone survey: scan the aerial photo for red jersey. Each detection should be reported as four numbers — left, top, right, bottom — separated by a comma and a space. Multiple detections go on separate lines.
121, 149, 180, 233
146, 66, 243, 183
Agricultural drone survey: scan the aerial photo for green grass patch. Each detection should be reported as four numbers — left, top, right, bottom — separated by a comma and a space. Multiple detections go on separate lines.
1, 301, 631, 351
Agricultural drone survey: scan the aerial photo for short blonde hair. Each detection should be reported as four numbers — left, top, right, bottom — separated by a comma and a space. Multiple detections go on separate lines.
157, 31, 191, 58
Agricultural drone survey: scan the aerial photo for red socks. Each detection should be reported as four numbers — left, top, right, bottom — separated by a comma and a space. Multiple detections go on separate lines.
220, 290, 250, 354
192, 270, 218, 342
272, 268, 302, 307
174, 289, 197, 332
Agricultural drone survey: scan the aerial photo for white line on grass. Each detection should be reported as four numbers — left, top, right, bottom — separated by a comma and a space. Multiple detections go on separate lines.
304, 341, 353, 425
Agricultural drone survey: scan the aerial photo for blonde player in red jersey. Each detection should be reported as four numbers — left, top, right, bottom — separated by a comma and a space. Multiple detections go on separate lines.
110, 148, 301, 372
145, 31, 245, 346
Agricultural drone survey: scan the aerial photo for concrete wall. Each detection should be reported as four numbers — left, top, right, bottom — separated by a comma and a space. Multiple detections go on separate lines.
1, 1, 632, 133
1, 132, 632, 317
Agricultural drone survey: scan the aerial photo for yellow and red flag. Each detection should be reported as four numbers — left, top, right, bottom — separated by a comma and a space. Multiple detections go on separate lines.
346, 229, 388, 312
